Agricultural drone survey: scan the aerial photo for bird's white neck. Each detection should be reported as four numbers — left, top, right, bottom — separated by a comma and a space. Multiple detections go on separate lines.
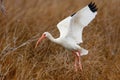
46, 32, 59, 44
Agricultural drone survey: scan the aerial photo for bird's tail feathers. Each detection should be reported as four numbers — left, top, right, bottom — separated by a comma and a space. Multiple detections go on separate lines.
80, 48, 88, 56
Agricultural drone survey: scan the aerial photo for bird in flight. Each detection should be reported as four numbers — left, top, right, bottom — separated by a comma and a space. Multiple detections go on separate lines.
35, 2, 98, 72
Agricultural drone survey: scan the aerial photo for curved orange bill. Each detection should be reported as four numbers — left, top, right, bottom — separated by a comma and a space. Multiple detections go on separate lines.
35, 34, 46, 48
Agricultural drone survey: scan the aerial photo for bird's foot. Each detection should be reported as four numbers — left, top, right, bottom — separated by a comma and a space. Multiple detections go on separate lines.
78, 63, 82, 71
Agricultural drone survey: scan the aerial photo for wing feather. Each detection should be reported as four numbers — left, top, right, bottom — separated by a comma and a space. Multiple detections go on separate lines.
56, 2, 98, 44
67, 2, 98, 44
57, 16, 72, 38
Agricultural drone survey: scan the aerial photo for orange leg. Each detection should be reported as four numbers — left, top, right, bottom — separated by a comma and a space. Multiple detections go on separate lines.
72, 51, 79, 72
77, 51, 82, 70
74, 54, 78, 72
72, 51, 82, 71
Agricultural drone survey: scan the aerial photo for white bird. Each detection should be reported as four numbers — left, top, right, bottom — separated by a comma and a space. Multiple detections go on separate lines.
35, 2, 98, 72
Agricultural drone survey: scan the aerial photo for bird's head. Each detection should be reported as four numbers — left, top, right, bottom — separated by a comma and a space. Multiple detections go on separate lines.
35, 32, 50, 48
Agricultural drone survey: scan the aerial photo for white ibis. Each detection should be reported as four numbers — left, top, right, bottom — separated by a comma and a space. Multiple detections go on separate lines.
35, 2, 98, 71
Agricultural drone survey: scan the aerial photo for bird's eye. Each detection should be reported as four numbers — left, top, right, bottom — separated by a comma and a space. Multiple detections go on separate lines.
43, 34, 46, 37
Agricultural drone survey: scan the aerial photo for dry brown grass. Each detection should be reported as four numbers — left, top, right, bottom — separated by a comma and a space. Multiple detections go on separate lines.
0, 0, 120, 80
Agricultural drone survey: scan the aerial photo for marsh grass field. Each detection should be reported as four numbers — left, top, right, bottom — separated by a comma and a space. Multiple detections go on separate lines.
0, 0, 120, 80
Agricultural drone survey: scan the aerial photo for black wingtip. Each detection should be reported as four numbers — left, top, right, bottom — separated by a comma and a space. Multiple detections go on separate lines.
71, 12, 76, 17
88, 2, 98, 12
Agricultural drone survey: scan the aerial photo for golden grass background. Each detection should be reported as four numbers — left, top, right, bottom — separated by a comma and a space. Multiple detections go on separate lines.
0, 0, 120, 80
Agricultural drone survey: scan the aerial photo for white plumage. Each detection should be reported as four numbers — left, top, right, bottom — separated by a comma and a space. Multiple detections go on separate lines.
57, 16, 72, 38
57, 5, 97, 44
35, 2, 98, 71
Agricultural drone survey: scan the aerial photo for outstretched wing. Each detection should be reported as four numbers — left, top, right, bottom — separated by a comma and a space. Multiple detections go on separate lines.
67, 2, 98, 44
57, 16, 72, 38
